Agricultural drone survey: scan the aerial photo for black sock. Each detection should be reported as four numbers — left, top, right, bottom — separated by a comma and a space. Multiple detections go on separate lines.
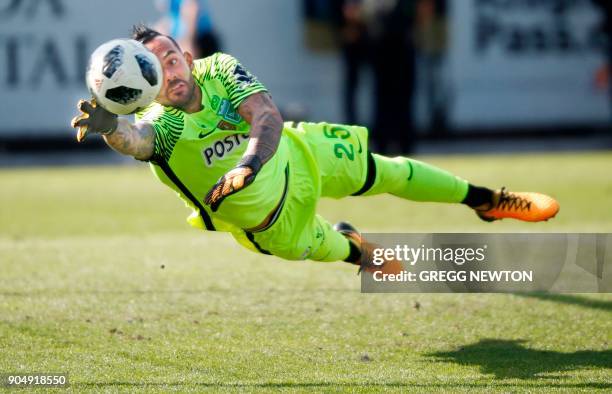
344, 240, 362, 264
462, 184, 494, 208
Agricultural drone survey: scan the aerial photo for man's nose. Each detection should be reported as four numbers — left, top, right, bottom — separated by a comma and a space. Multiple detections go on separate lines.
165, 71, 176, 84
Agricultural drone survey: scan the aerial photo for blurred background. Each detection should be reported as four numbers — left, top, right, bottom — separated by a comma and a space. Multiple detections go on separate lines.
0, 0, 610, 162
1, 3, 610, 388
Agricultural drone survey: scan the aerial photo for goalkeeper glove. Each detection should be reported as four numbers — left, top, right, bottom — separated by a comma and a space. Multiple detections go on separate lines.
70, 99, 118, 142
205, 155, 262, 212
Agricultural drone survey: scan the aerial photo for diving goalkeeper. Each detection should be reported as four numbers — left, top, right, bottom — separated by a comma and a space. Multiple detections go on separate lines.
71, 25, 559, 272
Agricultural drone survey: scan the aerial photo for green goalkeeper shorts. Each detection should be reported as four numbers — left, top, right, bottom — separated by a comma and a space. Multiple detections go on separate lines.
233, 121, 370, 262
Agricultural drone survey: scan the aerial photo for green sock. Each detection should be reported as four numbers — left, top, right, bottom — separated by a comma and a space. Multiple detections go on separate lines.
363, 154, 469, 203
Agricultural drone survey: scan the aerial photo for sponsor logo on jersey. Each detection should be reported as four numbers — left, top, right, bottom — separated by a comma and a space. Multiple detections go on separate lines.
211, 95, 242, 125
216, 120, 237, 131
202, 133, 250, 167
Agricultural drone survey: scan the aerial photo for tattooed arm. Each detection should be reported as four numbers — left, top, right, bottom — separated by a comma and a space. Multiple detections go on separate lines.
204, 92, 284, 211
237, 92, 283, 164
105, 91, 281, 163
103, 119, 155, 161
105, 92, 282, 162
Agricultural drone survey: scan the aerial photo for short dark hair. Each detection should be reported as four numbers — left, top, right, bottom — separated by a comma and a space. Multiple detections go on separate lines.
131, 24, 181, 51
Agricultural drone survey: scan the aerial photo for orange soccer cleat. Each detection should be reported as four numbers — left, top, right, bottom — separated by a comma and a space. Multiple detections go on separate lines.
475, 187, 560, 222
334, 222, 404, 275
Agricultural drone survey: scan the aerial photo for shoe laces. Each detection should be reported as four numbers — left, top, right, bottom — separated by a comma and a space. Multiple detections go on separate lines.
496, 187, 532, 212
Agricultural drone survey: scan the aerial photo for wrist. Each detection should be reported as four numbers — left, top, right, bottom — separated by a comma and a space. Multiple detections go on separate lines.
237, 154, 262, 173
100, 116, 119, 136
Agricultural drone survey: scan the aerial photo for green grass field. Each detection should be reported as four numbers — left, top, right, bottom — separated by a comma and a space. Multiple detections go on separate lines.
1, 151, 611, 392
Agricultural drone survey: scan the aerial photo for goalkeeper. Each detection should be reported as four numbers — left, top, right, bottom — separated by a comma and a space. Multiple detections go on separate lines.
71, 25, 559, 271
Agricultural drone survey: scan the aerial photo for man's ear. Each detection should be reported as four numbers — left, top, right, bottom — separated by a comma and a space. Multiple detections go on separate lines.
184, 51, 194, 69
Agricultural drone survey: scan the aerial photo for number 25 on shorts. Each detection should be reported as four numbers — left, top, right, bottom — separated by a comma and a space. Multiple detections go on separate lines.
323, 125, 355, 161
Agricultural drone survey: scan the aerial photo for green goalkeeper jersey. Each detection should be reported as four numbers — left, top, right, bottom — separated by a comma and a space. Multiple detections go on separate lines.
135, 53, 289, 232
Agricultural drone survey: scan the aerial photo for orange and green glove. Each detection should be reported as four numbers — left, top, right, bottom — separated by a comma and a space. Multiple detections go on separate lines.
70, 99, 118, 142
204, 155, 262, 212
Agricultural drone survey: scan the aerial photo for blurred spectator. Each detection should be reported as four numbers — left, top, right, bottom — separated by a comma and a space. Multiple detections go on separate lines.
415, 0, 448, 136
592, 0, 611, 120
338, 0, 369, 125
192, 0, 221, 58
154, 0, 221, 58
362, 0, 416, 154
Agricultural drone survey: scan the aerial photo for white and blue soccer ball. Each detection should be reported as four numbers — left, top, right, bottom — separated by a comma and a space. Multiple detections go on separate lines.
86, 39, 162, 115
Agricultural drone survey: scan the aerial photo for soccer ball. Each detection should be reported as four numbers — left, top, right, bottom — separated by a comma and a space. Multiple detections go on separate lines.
86, 39, 162, 115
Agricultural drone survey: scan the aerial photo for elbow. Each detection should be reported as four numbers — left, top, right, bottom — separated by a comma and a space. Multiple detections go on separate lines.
257, 110, 284, 134
265, 100, 284, 130
273, 111, 284, 132
272, 106, 285, 131
264, 105, 284, 129
274, 108, 284, 123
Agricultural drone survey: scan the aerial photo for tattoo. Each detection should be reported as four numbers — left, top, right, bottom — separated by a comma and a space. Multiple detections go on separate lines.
103, 119, 154, 160
238, 93, 283, 165
103, 92, 281, 164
